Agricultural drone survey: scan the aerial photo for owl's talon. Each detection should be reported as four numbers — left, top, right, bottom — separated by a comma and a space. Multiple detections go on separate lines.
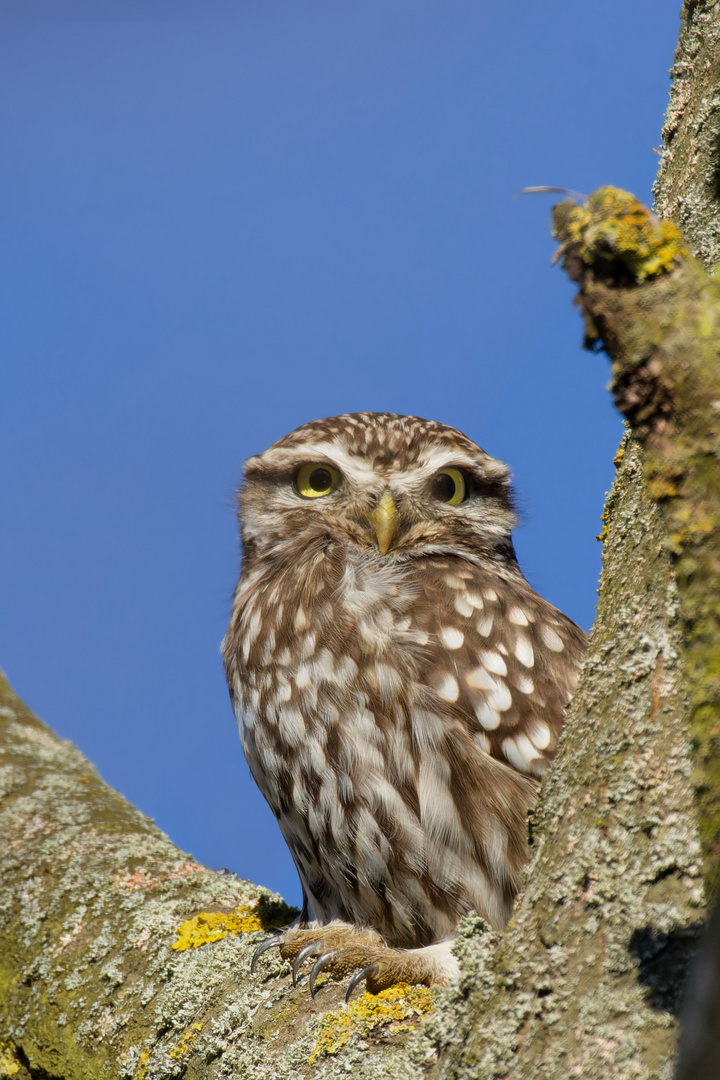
250, 934, 284, 974
345, 963, 381, 1003
292, 941, 323, 985
309, 948, 341, 997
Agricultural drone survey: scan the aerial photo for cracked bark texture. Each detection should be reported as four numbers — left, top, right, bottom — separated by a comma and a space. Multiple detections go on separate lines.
2, 3, 720, 1078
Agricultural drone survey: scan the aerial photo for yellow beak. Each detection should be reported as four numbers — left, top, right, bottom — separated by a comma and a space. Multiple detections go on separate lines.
370, 489, 398, 555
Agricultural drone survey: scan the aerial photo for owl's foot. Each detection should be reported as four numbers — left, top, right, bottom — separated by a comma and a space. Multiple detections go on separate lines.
251, 921, 459, 1000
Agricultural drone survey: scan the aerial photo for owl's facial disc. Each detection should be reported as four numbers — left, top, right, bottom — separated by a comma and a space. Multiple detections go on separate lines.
239, 414, 518, 562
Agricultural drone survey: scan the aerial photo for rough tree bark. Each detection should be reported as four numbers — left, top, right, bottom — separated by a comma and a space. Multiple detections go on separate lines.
2, 3, 720, 1077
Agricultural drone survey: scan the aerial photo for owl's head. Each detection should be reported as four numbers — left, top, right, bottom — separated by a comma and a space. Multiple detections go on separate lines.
238, 413, 517, 567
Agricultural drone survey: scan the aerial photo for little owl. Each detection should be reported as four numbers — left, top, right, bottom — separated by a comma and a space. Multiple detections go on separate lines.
223, 412, 586, 997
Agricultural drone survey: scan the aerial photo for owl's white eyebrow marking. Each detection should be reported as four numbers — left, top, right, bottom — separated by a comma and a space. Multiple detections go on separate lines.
514, 636, 534, 667
480, 650, 507, 677
439, 627, 464, 649
508, 606, 529, 626
284, 442, 487, 493
289, 441, 382, 482
529, 720, 552, 749
434, 674, 460, 702
539, 625, 564, 652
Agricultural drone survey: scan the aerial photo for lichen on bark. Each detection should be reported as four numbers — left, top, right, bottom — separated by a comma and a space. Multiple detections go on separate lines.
552, 186, 720, 893
4, 4, 720, 1078
0, 672, 437, 1079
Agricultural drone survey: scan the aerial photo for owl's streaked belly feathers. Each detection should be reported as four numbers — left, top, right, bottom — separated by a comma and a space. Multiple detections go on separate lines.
224, 537, 584, 947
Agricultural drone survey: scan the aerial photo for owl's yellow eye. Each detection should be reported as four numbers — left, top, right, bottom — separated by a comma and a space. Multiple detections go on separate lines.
431, 468, 466, 506
295, 463, 342, 498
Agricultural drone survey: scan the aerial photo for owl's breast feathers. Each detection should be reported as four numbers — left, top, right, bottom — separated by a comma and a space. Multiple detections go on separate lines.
224, 542, 587, 945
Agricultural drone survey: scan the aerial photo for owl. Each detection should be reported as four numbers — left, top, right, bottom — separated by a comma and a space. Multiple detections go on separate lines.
223, 413, 587, 997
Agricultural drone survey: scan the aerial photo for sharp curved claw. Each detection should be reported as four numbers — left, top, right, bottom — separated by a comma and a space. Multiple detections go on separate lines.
309, 948, 340, 997
251, 935, 284, 974
345, 963, 381, 1004
292, 941, 323, 986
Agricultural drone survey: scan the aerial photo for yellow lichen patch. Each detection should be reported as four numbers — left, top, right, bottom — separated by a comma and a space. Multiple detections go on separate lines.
169, 1023, 202, 1060
0, 1040, 21, 1077
136, 1050, 150, 1080
172, 897, 296, 951
308, 983, 434, 1065
554, 186, 689, 283
596, 507, 610, 543
173, 908, 263, 949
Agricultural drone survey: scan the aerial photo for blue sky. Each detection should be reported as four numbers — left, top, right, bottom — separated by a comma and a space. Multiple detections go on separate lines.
0, 1, 679, 906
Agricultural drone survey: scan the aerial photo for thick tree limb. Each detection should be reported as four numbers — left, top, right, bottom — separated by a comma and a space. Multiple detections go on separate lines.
0, 254, 711, 1079
4, 5, 720, 1078
437, 433, 702, 1080
553, 187, 720, 889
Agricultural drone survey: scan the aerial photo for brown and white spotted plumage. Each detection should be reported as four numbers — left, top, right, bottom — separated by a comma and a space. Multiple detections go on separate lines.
223, 413, 586, 990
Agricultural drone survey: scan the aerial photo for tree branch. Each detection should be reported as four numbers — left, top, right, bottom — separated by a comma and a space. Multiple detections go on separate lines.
4, 6, 720, 1078
552, 187, 720, 888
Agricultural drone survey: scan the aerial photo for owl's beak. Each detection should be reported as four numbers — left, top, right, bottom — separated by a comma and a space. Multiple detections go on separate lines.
370, 489, 398, 555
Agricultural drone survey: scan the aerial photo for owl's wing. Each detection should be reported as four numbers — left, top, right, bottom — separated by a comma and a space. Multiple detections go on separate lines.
404, 555, 588, 779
